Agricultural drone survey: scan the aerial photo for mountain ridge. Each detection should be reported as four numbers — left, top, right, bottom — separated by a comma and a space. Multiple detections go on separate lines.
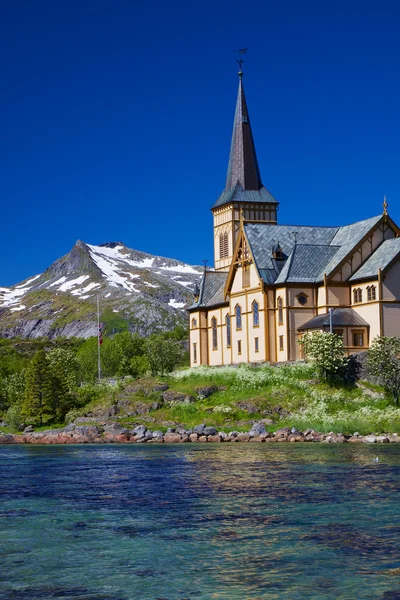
0, 240, 203, 339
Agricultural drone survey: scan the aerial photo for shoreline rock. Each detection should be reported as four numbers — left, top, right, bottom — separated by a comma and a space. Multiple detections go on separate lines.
0, 422, 399, 445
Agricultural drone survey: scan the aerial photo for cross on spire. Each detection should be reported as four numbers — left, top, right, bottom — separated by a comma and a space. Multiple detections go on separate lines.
234, 48, 247, 77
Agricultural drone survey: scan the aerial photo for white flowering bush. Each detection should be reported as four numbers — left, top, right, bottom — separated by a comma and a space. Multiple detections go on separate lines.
299, 332, 348, 384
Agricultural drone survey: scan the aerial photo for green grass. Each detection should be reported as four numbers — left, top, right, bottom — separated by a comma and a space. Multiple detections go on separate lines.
4, 363, 399, 435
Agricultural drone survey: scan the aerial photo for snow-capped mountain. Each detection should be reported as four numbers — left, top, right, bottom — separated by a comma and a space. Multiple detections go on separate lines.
0, 241, 202, 339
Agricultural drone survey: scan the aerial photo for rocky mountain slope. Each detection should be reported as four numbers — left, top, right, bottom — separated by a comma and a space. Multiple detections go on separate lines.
0, 241, 202, 339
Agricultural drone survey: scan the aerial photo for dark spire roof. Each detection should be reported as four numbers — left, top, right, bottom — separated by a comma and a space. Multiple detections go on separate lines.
212, 74, 278, 210
225, 75, 262, 191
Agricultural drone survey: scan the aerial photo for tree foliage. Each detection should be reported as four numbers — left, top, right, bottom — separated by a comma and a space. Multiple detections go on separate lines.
299, 332, 348, 385
146, 335, 184, 376
367, 336, 400, 405
22, 350, 53, 426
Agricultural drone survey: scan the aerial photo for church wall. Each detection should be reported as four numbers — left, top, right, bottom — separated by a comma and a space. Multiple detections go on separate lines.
351, 281, 380, 304
207, 308, 224, 366
275, 287, 288, 362
247, 290, 267, 363
317, 286, 327, 313
382, 304, 400, 336
189, 310, 209, 366
352, 303, 380, 344
213, 206, 234, 271
230, 262, 261, 294
267, 289, 276, 362
382, 260, 400, 301
230, 293, 248, 364
288, 308, 315, 360
327, 286, 350, 306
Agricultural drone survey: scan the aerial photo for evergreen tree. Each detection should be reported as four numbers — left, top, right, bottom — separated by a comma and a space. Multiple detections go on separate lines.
22, 350, 53, 426
47, 348, 79, 420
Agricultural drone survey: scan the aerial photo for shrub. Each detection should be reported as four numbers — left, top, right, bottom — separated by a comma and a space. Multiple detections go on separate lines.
367, 336, 400, 405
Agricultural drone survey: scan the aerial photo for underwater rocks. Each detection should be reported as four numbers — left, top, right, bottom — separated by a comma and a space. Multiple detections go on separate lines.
1, 423, 400, 444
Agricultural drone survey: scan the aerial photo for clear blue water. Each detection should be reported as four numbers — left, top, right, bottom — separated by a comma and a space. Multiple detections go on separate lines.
0, 444, 399, 600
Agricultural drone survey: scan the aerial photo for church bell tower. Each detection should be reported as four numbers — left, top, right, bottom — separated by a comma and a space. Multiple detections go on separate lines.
212, 68, 279, 271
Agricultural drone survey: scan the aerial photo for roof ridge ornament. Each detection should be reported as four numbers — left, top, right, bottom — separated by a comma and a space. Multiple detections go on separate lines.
383, 194, 388, 217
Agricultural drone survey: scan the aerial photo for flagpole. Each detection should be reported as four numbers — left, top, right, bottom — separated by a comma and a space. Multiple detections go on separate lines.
97, 294, 101, 382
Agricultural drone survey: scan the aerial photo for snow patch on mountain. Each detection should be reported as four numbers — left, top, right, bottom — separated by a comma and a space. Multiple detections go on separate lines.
58, 275, 90, 292
160, 264, 199, 275
168, 299, 186, 309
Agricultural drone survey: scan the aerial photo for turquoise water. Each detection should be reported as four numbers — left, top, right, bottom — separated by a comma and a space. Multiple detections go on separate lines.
0, 445, 399, 600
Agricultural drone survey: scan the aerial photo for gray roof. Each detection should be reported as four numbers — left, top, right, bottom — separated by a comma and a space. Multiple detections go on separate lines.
212, 183, 278, 209
349, 237, 400, 282
319, 215, 382, 279
298, 308, 369, 331
275, 244, 340, 284
245, 215, 383, 285
188, 270, 228, 310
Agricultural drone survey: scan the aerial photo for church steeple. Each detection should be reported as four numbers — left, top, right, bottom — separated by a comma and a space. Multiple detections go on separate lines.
212, 70, 278, 271
225, 74, 262, 192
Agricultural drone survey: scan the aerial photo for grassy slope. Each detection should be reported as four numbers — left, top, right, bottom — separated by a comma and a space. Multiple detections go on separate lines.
69, 364, 400, 436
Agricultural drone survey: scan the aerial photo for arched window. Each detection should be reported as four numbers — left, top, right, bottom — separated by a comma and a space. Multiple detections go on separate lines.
353, 288, 362, 303
211, 317, 218, 350
191, 318, 197, 328
235, 304, 242, 330
219, 232, 229, 259
367, 285, 376, 301
277, 297, 283, 325
252, 301, 259, 327
226, 314, 231, 347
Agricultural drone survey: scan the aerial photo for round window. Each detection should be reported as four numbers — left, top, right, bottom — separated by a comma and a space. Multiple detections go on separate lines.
297, 294, 307, 305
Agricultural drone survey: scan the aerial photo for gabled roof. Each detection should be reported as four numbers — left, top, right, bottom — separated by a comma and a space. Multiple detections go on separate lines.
318, 215, 382, 279
244, 215, 384, 285
298, 308, 369, 331
188, 270, 228, 310
349, 237, 400, 282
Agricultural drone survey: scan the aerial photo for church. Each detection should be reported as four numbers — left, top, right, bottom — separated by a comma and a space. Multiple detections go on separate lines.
188, 68, 400, 366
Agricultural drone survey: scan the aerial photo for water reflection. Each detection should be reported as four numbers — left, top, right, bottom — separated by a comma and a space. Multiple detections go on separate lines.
0, 444, 399, 600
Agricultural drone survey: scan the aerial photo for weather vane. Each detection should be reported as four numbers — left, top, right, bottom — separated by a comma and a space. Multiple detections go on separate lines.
234, 48, 247, 76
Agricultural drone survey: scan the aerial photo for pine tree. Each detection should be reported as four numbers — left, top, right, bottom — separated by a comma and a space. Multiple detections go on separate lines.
22, 350, 53, 426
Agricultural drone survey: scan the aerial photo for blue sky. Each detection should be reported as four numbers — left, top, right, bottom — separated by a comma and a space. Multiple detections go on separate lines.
2, 0, 400, 286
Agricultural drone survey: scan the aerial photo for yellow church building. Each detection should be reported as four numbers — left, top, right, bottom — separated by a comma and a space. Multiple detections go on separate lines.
188, 70, 400, 366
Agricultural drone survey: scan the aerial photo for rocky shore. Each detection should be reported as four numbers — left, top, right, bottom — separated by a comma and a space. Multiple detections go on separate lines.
0, 422, 399, 445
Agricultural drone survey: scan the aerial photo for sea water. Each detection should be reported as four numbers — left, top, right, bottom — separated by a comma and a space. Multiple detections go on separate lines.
0, 444, 399, 600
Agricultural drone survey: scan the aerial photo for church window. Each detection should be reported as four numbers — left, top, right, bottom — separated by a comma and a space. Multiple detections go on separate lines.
193, 343, 197, 363
297, 293, 308, 306
212, 317, 218, 350
279, 336, 284, 351
367, 285, 376, 301
226, 314, 231, 347
255, 337, 259, 353
235, 304, 242, 330
191, 318, 197, 328
242, 264, 250, 287
219, 232, 229, 259
252, 301, 259, 327
352, 331, 364, 347
238, 340, 242, 355
277, 297, 283, 325
353, 288, 362, 304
